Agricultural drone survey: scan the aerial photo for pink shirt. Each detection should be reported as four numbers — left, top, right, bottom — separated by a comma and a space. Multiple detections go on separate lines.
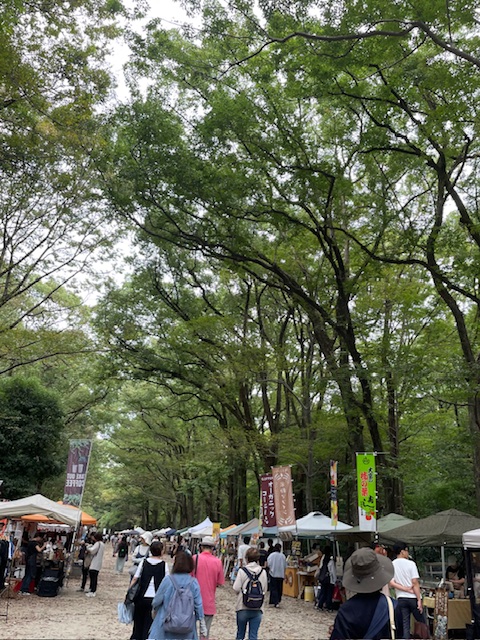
191, 551, 225, 615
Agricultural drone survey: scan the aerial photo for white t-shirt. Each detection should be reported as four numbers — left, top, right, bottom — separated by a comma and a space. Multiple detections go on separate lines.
134, 557, 170, 598
237, 544, 251, 563
392, 557, 419, 599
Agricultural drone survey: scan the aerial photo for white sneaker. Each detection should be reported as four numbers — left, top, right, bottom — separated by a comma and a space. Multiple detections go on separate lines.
86, 592, 96, 597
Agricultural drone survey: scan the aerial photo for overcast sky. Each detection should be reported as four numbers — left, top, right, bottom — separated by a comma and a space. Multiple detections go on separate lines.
109, 0, 192, 99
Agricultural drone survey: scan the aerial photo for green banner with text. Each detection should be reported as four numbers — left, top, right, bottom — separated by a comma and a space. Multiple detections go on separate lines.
356, 453, 377, 531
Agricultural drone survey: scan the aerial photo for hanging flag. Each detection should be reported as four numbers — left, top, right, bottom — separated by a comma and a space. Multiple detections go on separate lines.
63, 439, 93, 507
330, 460, 338, 527
356, 453, 377, 531
212, 522, 221, 542
272, 465, 296, 527
260, 473, 276, 528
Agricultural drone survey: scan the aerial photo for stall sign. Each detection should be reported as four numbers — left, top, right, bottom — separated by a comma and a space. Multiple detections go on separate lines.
272, 465, 296, 527
291, 540, 302, 556
356, 453, 377, 531
63, 439, 92, 507
330, 460, 338, 527
212, 522, 221, 542
260, 473, 276, 528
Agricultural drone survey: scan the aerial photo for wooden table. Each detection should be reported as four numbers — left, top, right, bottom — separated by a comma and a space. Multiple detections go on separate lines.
283, 567, 299, 598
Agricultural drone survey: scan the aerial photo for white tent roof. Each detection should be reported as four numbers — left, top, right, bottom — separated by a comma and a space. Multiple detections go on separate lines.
463, 527, 480, 549
188, 517, 213, 536
279, 511, 352, 537
0, 494, 80, 527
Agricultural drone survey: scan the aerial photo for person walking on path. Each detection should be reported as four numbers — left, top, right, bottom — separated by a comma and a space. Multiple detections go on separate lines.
267, 543, 287, 608
192, 536, 225, 639
20, 534, 46, 594
233, 547, 268, 640
316, 545, 336, 612
130, 540, 169, 640
86, 531, 105, 597
237, 536, 251, 568
77, 532, 94, 592
329, 547, 395, 640
148, 550, 207, 640
129, 532, 152, 579
390, 541, 425, 639
116, 535, 129, 574
257, 542, 268, 568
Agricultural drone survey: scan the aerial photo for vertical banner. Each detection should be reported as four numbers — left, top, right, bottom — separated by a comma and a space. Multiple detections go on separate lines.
260, 473, 277, 528
330, 460, 338, 527
212, 522, 221, 542
356, 453, 377, 531
63, 439, 92, 507
272, 465, 296, 527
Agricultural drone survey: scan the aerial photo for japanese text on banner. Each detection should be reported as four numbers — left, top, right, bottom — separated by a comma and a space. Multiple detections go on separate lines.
260, 473, 276, 528
356, 453, 377, 531
330, 460, 338, 527
63, 439, 92, 507
272, 465, 295, 527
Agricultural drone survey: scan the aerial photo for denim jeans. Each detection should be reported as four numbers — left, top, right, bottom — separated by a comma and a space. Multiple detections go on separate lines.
396, 597, 425, 639
236, 609, 263, 640
21, 556, 37, 593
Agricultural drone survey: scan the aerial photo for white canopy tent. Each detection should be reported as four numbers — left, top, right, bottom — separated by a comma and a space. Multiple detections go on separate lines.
279, 511, 352, 538
187, 517, 213, 537
462, 528, 480, 638
463, 528, 480, 549
0, 494, 80, 527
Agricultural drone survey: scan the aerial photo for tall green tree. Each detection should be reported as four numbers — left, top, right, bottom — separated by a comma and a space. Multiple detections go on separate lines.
0, 0, 130, 375
100, 0, 480, 515
0, 376, 65, 498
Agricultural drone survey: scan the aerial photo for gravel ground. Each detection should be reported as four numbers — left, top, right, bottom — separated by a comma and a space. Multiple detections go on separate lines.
2, 551, 334, 639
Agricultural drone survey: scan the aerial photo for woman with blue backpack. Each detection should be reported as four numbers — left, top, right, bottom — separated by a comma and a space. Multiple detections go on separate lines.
148, 551, 207, 640
233, 547, 268, 640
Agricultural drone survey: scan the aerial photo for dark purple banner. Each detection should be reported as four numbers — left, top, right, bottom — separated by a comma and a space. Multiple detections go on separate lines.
260, 473, 276, 527
63, 439, 92, 506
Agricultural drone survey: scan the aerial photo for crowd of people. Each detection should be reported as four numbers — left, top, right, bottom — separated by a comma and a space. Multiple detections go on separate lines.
20, 526, 466, 640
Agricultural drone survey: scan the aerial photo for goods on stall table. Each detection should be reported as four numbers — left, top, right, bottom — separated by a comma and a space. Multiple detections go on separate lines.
433, 588, 448, 640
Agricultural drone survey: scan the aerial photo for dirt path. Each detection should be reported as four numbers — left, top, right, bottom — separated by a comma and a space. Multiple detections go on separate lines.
2, 551, 334, 639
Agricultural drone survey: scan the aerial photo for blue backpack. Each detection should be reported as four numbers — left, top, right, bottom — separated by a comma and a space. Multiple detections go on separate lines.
163, 575, 195, 635
241, 568, 265, 609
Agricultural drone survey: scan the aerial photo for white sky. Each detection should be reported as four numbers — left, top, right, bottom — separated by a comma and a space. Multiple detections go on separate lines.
109, 0, 192, 100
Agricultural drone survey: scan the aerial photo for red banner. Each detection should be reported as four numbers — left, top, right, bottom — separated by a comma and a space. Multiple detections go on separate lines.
63, 439, 92, 507
272, 465, 296, 527
260, 473, 276, 527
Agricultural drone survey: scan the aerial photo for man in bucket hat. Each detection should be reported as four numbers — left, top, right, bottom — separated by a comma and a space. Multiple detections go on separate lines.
329, 547, 396, 640
192, 536, 225, 638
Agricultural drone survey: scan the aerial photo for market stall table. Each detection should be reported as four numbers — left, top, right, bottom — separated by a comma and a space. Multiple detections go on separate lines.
284, 566, 299, 598
296, 570, 316, 600
423, 596, 471, 631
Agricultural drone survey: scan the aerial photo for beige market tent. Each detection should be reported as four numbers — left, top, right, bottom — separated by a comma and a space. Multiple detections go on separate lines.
334, 513, 414, 543
381, 509, 480, 547
0, 494, 80, 527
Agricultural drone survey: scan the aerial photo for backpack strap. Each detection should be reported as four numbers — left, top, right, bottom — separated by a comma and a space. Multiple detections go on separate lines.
241, 567, 253, 580
169, 573, 179, 592
242, 567, 263, 578
386, 595, 396, 640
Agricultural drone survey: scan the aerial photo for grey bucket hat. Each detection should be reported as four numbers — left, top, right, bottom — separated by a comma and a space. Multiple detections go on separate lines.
342, 547, 394, 593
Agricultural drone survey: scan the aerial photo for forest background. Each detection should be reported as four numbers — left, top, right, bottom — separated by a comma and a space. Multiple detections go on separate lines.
1, 0, 480, 532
